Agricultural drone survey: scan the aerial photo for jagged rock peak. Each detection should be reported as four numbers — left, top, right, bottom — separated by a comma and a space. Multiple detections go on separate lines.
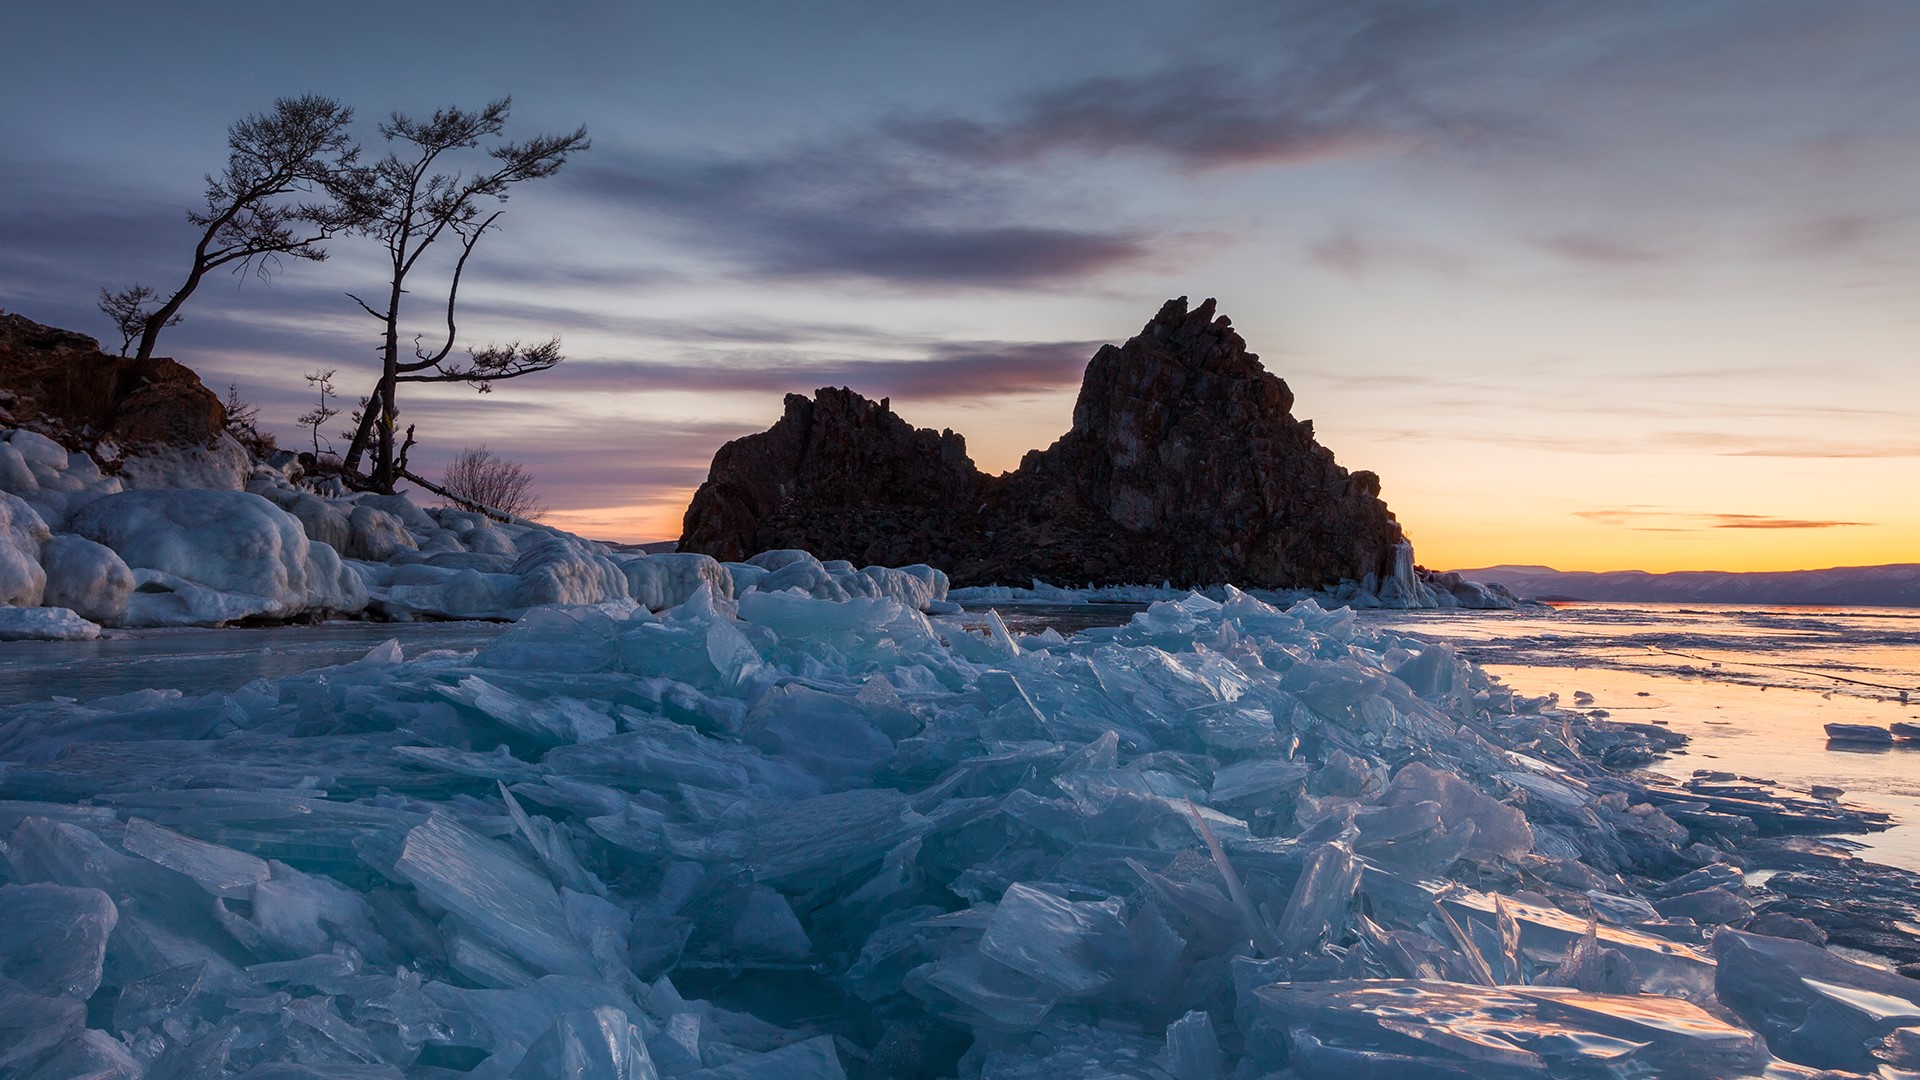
682, 298, 1409, 590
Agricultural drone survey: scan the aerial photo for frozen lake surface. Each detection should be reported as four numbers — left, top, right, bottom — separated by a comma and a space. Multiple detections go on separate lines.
1363, 602, 1920, 869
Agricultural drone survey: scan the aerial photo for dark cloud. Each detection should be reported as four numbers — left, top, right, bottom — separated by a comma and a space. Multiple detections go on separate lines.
578, 145, 1152, 288
888, 68, 1402, 172
548, 339, 1099, 402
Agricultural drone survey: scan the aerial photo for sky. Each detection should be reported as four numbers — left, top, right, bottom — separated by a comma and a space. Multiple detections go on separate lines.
2, 1, 1916, 573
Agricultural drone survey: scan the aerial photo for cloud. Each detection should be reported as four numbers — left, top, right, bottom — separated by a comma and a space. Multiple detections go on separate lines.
1574, 508, 1872, 531
578, 146, 1152, 288
1706, 514, 1872, 530
889, 67, 1410, 172
1536, 232, 1685, 265
1657, 431, 1920, 458
549, 339, 1100, 402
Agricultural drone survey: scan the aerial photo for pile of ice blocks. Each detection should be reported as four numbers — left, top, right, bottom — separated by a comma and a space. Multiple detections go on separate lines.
2, 587, 1917, 1078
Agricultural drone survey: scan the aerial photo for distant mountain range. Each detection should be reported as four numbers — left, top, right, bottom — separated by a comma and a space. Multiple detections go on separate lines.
1450, 563, 1920, 607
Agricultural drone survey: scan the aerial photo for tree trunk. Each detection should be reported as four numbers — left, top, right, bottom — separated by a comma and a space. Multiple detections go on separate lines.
134, 265, 204, 361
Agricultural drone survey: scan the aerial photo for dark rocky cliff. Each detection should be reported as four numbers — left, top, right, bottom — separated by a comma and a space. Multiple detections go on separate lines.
0, 312, 229, 460
680, 297, 1409, 589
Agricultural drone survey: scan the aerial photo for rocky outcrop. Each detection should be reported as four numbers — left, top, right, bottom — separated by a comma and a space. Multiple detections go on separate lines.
0, 312, 244, 489
681, 298, 1411, 589
680, 388, 984, 568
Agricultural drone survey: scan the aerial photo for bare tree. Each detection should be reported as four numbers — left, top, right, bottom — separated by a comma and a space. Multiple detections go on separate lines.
439, 445, 544, 519
339, 98, 587, 492
116, 95, 362, 361
97, 285, 180, 356
297, 369, 341, 456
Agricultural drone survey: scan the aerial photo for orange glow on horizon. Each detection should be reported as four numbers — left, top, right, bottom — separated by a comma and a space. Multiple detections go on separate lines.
542, 493, 697, 545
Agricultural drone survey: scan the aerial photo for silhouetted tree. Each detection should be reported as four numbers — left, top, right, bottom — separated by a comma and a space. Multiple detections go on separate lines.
439, 445, 545, 519
339, 98, 587, 492
297, 369, 341, 456
115, 95, 362, 361
97, 285, 180, 356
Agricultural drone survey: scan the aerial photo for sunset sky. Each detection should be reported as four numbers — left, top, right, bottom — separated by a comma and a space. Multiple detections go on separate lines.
3, 1, 1916, 573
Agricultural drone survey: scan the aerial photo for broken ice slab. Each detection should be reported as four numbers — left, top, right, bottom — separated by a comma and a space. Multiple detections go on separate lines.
908, 949, 1063, 1028
1379, 763, 1534, 866
1824, 722, 1893, 745
0, 882, 116, 999
1637, 778, 1891, 836
442, 675, 617, 747
0, 990, 86, 1073
675, 1033, 847, 1078
1249, 979, 1766, 1079
978, 882, 1129, 994
423, 975, 652, 1063
1360, 864, 1716, 998
113, 960, 207, 1032
1715, 927, 1920, 1072
1208, 758, 1311, 804
508, 1006, 658, 1080
122, 816, 271, 897
385, 811, 599, 982
1275, 842, 1360, 956
1165, 1010, 1223, 1080
674, 788, 929, 895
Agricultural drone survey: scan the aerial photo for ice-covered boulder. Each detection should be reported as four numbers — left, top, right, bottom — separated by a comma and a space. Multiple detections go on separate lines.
511, 535, 631, 608
430, 506, 519, 555
250, 480, 353, 553
68, 489, 367, 625
0, 490, 48, 605
0, 430, 126, 528
346, 503, 417, 561
39, 534, 133, 625
618, 551, 733, 611
116, 432, 250, 491
354, 491, 438, 532
365, 564, 519, 621
0, 605, 98, 641
719, 549, 950, 612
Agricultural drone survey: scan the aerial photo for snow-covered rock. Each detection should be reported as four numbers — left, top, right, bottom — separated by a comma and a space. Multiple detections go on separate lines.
68, 489, 367, 626
345, 504, 416, 561
0, 430, 123, 529
509, 535, 631, 608
0, 491, 49, 606
39, 535, 133, 625
0, 605, 98, 640
616, 551, 733, 611
116, 431, 250, 491
251, 481, 354, 553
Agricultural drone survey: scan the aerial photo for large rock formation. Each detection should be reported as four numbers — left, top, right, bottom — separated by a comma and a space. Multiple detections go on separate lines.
681, 297, 1411, 589
681, 388, 985, 568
